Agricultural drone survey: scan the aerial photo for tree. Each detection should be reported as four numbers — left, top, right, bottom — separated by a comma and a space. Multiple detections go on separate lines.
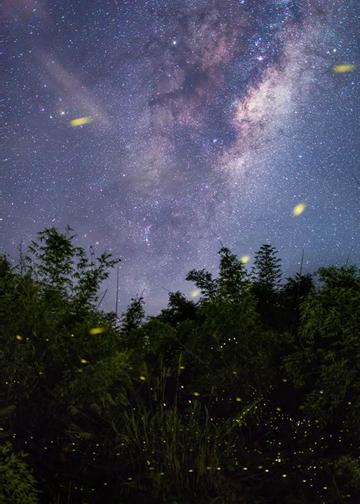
186, 269, 218, 299
284, 266, 360, 503
121, 295, 145, 334
27, 227, 120, 307
252, 244, 281, 291
0, 228, 122, 503
251, 244, 282, 327
159, 291, 198, 325
280, 273, 314, 330
186, 247, 250, 304
218, 246, 249, 302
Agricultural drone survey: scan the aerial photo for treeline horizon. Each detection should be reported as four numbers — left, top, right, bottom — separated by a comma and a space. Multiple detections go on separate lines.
0, 227, 359, 503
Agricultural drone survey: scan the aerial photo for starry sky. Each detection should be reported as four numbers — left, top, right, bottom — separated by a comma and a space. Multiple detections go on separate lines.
2, 0, 360, 313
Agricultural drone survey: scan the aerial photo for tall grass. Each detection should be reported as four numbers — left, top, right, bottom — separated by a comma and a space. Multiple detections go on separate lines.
116, 362, 252, 503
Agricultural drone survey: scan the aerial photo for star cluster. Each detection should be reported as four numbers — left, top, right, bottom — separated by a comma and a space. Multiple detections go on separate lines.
2, 0, 360, 312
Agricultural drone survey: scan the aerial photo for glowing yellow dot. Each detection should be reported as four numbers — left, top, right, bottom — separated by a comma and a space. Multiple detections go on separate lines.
139, 375, 146, 381
193, 392, 200, 397
332, 64, 357, 73
80, 358, 89, 364
235, 397, 241, 402
216, 466, 221, 471
243, 467, 248, 471
70, 116, 93, 127
282, 474, 287, 478
188, 469, 194, 473
293, 203, 306, 217
190, 288, 201, 298
15, 335, 23, 341
240, 255, 250, 264
179, 365, 185, 370
89, 327, 106, 335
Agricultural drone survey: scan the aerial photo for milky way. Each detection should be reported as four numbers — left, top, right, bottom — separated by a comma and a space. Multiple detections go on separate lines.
2, 0, 360, 312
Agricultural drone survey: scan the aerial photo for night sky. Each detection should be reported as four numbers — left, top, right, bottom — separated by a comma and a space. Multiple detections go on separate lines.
2, 0, 360, 313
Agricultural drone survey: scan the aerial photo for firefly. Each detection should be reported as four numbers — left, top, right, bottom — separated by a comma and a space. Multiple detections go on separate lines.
70, 116, 93, 127
89, 327, 106, 335
332, 64, 357, 73
293, 203, 306, 217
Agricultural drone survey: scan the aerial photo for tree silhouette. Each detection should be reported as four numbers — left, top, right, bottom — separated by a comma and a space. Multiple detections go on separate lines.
218, 246, 249, 302
251, 244, 282, 327
252, 243, 282, 290
159, 291, 198, 325
121, 295, 145, 334
186, 267, 218, 299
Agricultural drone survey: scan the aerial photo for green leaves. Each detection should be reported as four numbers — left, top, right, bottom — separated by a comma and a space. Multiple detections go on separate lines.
0, 406, 15, 440
121, 295, 145, 334
0, 443, 39, 504
186, 247, 252, 304
1, 229, 360, 503
218, 247, 250, 302
186, 269, 218, 299
26, 227, 120, 306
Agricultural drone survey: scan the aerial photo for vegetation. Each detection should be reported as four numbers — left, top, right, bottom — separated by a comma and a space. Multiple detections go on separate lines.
0, 227, 359, 503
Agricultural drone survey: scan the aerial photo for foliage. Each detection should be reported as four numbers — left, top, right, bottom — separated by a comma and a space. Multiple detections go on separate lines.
159, 291, 198, 325
252, 244, 281, 291
0, 230, 359, 503
0, 442, 39, 504
185, 269, 218, 299
116, 364, 253, 503
27, 226, 120, 306
121, 295, 145, 334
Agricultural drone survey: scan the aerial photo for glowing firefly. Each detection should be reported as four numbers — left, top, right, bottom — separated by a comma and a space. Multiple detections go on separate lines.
292, 203, 306, 217
332, 64, 357, 74
89, 327, 106, 335
70, 116, 93, 127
